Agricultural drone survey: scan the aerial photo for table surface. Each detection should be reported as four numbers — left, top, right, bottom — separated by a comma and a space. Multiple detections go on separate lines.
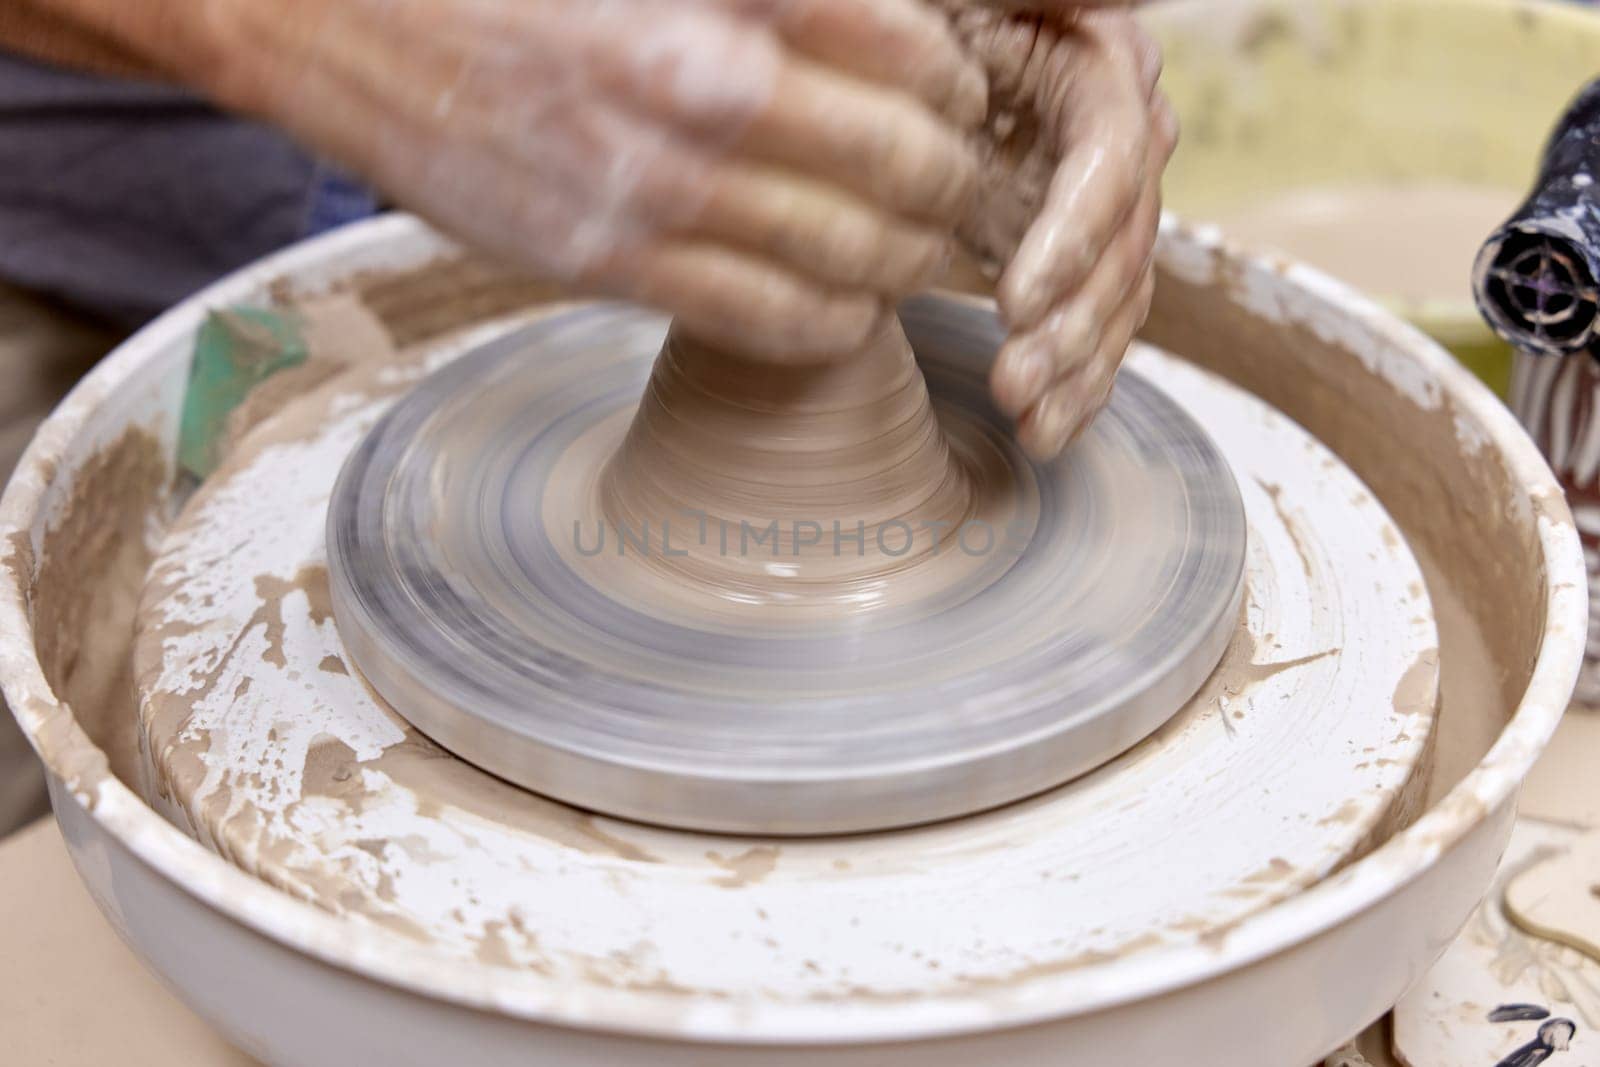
0, 817, 258, 1066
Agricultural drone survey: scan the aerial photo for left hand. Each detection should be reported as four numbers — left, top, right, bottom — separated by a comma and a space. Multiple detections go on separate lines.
941, 3, 1177, 459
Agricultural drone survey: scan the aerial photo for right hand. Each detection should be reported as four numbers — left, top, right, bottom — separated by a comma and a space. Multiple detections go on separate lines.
939, 2, 1176, 459
203, 0, 988, 357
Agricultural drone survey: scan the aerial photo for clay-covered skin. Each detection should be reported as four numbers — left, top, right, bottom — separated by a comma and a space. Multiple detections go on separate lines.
10, 0, 1168, 457
945, 5, 1176, 458
190, 0, 988, 360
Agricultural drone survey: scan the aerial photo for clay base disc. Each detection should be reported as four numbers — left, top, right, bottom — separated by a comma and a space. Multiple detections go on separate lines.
324, 297, 1247, 834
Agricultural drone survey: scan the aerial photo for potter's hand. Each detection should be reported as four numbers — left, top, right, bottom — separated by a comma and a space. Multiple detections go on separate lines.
945, 5, 1176, 459
196, 0, 985, 357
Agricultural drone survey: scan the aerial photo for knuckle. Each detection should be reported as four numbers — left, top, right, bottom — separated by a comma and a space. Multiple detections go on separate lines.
1131, 25, 1164, 86
1155, 94, 1181, 156
817, 218, 881, 285
876, 119, 963, 217
848, 117, 900, 194
1048, 306, 1096, 368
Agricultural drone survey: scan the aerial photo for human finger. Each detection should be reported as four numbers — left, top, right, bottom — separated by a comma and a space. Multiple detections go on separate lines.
990, 172, 1159, 417
686, 162, 954, 294
1015, 264, 1153, 459
996, 17, 1153, 328
734, 55, 982, 226
614, 240, 892, 359
760, 0, 989, 128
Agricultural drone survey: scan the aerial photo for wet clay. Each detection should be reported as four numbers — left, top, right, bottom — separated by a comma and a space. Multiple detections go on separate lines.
597, 321, 983, 610
15, 294, 399, 796
1209, 182, 1519, 306
539, 320, 1034, 626
17, 429, 167, 793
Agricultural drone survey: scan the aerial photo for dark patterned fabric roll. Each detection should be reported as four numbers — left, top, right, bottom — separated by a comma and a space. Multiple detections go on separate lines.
1474, 77, 1600, 357
1477, 75, 1600, 703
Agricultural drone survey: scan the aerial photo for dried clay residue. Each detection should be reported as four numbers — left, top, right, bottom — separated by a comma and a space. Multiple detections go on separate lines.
9, 428, 169, 796
1148, 255, 1551, 792
708, 847, 779, 889
1123, 614, 1336, 761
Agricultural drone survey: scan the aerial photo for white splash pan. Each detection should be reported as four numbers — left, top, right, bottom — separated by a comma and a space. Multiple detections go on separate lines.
0, 214, 1586, 1065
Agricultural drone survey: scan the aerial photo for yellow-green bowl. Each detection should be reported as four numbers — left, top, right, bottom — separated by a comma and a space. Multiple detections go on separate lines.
1142, 0, 1600, 396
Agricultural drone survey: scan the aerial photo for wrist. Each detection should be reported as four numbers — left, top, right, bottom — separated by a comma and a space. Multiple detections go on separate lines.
26, 0, 229, 90
42, 0, 328, 117
161, 0, 284, 112
192, 0, 359, 127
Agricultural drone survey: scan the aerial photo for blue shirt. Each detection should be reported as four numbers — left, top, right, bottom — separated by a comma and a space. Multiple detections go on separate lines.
0, 53, 376, 326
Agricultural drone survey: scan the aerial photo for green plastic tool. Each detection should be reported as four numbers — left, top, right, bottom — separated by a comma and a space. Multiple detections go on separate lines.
177, 307, 307, 482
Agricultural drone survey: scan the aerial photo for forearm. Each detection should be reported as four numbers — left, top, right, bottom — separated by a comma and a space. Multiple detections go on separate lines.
2, 0, 229, 88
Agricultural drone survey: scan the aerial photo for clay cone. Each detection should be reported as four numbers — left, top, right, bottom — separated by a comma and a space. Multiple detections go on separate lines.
600, 317, 972, 602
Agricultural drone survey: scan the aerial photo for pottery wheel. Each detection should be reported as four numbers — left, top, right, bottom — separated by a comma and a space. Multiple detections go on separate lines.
324, 297, 1247, 834
134, 311, 1439, 1008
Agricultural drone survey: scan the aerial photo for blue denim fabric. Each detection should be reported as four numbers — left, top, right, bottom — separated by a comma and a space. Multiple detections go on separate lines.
302, 163, 380, 238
